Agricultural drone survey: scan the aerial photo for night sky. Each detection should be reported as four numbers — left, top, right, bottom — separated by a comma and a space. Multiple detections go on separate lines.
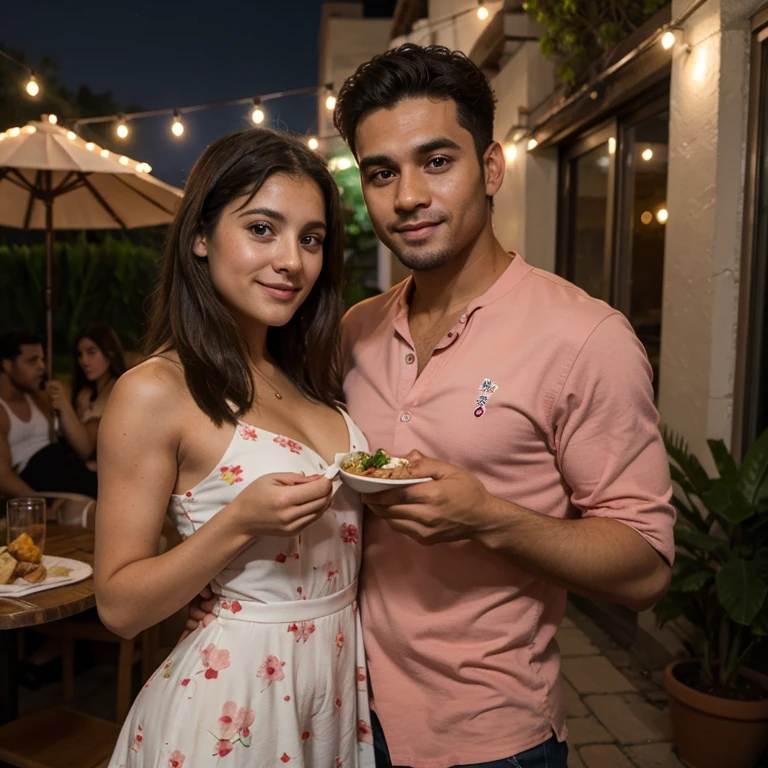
3, 0, 394, 187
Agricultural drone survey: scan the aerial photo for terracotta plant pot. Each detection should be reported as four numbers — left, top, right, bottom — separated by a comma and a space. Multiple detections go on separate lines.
664, 660, 768, 768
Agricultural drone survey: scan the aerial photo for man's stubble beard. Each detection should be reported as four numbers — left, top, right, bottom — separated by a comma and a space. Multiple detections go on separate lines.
390, 245, 455, 272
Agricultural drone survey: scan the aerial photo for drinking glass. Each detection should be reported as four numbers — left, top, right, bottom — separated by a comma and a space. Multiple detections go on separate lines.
6, 498, 46, 553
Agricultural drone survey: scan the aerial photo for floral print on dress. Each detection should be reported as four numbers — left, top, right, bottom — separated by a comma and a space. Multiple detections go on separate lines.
212, 701, 255, 757
273, 435, 303, 454
340, 523, 358, 545
288, 621, 316, 643
130, 724, 143, 752
168, 750, 185, 768
314, 559, 339, 582
257, 655, 285, 690
237, 423, 259, 441
220, 600, 243, 614
220, 465, 245, 485
276, 539, 300, 563
198, 643, 231, 679
358, 719, 373, 744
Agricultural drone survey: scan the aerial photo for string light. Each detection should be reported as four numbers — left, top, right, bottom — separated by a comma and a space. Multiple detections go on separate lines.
86, 142, 96, 151
171, 111, 184, 137
24, 126, 36, 134
47, 114, 58, 125
308, 137, 319, 150
251, 99, 265, 124
119, 155, 129, 165
504, 144, 517, 162
661, 31, 676, 50
66, 131, 77, 141
657, 208, 669, 223
325, 84, 336, 111
100, 149, 109, 158
337, 156, 352, 170
641, 211, 653, 225
477, 1, 489, 20
608, 137, 616, 155
642, 148, 653, 161
116, 117, 129, 139
25, 73, 39, 97
9, 127, 20, 137
527, 138, 538, 151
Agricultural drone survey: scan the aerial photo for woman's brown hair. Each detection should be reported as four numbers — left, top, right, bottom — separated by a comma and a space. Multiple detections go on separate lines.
144, 128, 345, 426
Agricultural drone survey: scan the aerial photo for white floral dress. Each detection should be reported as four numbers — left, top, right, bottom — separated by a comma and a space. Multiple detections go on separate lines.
108, 410, 375, 768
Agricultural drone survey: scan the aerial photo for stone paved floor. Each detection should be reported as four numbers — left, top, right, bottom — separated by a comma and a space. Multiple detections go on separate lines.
559, 608, 684, 768
16, 603, 685, 767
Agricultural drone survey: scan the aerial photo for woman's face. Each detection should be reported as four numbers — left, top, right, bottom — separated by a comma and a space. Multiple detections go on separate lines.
195, 172, 327, 332
77, 337, 111, 382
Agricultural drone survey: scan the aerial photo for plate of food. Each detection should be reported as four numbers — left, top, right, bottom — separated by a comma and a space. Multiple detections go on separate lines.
0, 533, 92, 598
328, 449, 433, 494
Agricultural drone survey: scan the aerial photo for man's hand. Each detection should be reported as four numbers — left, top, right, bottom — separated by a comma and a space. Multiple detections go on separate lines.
178, 586, 218, 644
362, 451, 494, 545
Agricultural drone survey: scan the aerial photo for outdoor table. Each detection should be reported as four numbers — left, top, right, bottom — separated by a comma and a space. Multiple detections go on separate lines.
0, 524, 95, 724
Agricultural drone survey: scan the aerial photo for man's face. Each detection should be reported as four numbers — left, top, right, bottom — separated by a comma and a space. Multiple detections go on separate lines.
355, 97, 497, 271
2, 344, 45, 392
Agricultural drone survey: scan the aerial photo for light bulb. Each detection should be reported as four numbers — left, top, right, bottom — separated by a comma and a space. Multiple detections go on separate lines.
47, 114, 58, 125
24, 126, 36, 134
116, 122, 129, 139
608, 137, 616, 155
337, 157, 352, 170
171, 117, 184, 137
661, 31, 676, 50
642, 148, 653, 161
0, 133, 5, 141
477, 3, 489, 20
25, 76, 39, 97
325, 93, 337, 111
9, 127, 20, 137
504, 144, 517, 162
527, 138, 538, 150
67, 131, 77, 141
308, 137, 319, 151
119, 155, 129, 166
100, 149, 109, 158
641, 211, 653, 225
86, 142, 96, 151
142, 163, 152, 174
656, 208, 668, 223
251, 106, 265, 124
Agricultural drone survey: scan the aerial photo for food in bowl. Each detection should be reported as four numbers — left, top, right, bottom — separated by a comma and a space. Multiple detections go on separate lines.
340, 449, 412, 480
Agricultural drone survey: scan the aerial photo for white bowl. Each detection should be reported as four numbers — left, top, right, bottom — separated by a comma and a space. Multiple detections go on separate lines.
332, 452, 433, 494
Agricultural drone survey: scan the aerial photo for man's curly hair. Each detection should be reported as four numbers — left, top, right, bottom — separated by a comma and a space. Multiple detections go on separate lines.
333, 44, 497, 165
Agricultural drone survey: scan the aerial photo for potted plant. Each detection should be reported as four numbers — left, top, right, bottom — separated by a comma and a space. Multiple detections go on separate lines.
654, 427, 768, 768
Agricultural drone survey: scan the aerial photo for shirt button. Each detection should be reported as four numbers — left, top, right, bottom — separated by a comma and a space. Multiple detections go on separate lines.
405, 353, 415, 364
400, 412, 411, 423
460, 314, 467, 323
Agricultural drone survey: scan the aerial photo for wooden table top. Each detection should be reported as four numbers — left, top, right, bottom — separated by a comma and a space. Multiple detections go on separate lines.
0, 524, 95, 630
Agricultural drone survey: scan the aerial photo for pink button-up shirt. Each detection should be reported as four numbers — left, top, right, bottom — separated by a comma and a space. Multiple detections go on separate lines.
341, 254, 674, 768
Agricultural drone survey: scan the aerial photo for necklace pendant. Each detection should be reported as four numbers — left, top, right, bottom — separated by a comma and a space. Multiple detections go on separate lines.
275, 392, 283, 400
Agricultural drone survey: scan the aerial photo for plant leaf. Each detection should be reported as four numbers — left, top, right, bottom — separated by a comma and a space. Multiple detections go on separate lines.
654, 592, 690, 626
701, 480, 754, 525
674, 527, 726, 556
663, 428, 712, 496
708, 439, 739, 484
739, 426, 768, 508
715, 556, 768, 626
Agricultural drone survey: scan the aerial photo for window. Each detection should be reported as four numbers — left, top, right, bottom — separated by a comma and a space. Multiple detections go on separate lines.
558, 91, 670, 393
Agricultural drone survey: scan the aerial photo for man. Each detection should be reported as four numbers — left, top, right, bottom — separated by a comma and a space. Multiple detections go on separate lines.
332, 45, 674, 768
189, 44, 674, 768
0, 329, 97, 499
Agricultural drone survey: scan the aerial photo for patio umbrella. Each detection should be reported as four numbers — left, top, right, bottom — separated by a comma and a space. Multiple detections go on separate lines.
0, 118, 183, 375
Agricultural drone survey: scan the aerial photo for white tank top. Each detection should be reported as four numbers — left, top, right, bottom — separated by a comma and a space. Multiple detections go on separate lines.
0, 395, 51, 473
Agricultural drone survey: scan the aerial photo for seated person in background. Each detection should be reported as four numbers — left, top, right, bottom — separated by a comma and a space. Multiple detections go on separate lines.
45, 323, 126, 467
0, 329, 97, 499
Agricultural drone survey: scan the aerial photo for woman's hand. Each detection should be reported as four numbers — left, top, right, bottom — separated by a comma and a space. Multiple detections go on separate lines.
231, 472, 333, 538
45, 380, 72, 413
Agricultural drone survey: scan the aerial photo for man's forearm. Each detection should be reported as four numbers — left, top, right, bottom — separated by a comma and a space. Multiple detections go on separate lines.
0, 470, 41, 499
474, 496, 670, 611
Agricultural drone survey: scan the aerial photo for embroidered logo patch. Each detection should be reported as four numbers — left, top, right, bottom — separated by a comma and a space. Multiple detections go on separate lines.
474, 377, 499, 417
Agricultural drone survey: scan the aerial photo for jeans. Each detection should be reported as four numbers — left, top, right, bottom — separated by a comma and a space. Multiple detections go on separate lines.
372, 710, 568, 768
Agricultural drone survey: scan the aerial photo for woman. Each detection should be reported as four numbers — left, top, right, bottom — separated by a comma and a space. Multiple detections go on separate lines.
96, 129, 374, 767
45, 322, 126, 464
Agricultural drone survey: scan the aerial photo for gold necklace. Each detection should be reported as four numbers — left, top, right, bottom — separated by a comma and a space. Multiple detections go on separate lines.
252, 364, 283, 400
